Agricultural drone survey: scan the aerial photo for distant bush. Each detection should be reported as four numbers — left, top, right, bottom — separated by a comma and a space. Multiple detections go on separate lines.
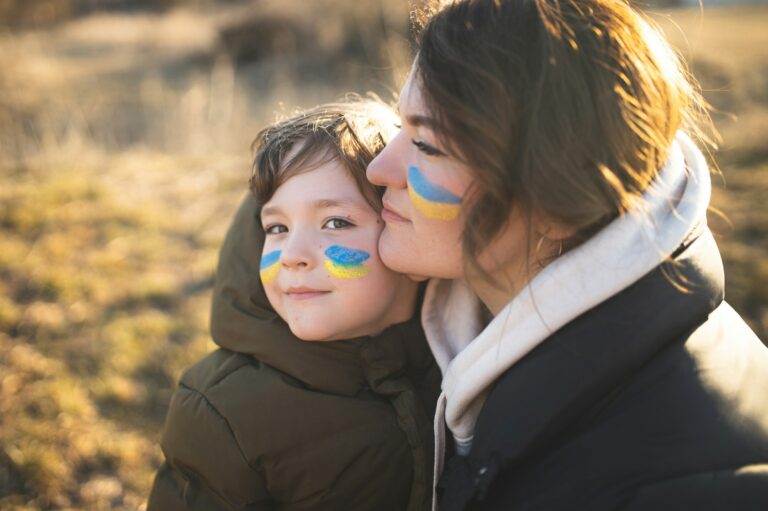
0, 0, 184, 28
0, 0, 74, 27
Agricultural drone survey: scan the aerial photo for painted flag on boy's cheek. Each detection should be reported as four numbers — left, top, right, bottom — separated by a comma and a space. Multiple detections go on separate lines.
407, 166, 462, 221
324, 245, 370, 279
259, 250, 281, 284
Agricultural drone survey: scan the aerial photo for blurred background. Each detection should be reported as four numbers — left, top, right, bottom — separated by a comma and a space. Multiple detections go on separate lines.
0, 0, 766, 509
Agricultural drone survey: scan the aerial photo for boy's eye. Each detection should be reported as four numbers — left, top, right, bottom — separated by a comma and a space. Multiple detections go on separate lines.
412, 139, 446, 157
265, 224, 287, 235
323, 218, 354, 230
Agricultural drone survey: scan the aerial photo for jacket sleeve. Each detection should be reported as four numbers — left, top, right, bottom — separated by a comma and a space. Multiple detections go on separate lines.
622, 466, 768, 511
146, 383, 273, 511
466, 466, 768, 511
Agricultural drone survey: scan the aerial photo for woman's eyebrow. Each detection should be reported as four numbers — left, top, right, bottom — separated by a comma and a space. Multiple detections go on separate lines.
405, 114, 438, 129
395, 99, 437, 129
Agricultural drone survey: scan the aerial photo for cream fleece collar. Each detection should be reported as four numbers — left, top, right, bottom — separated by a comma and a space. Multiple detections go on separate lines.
422, 132, 712, 499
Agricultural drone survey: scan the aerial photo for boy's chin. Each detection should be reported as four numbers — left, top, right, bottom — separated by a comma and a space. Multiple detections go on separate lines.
288, 323, 339, 342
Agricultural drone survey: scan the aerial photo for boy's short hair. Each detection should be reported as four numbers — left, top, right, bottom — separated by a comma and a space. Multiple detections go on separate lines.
249, 98, 398, 210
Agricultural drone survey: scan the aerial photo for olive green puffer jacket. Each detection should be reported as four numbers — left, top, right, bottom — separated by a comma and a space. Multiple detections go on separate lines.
147, 195, 441, 511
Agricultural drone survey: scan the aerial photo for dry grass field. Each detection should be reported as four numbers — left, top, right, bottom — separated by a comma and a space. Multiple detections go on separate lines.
649, 6, 768, 337
0, 1, 766, 509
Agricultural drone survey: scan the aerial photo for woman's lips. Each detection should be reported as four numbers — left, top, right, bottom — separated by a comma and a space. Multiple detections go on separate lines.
382, 202, 410, 223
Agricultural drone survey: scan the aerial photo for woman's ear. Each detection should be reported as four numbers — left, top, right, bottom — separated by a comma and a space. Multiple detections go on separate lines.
533, 211, 577, 242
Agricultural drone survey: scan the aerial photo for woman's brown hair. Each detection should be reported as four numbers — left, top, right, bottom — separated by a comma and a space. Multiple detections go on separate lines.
413, 0, 714, 269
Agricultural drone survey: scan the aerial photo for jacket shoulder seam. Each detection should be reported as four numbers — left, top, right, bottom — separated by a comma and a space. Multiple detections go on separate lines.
177, 380, 265, 477
181, 352, 257, 391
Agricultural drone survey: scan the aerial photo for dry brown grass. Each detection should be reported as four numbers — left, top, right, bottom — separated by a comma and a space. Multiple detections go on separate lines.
0, 2, 766, 510
650, 6, 768, 336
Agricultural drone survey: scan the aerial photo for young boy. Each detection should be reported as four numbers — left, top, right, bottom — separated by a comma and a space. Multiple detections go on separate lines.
147, 101, 440, 511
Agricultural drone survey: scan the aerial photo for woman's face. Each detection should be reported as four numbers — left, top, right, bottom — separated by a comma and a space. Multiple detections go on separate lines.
368, 69, 562, 310
366, 71, 473, 280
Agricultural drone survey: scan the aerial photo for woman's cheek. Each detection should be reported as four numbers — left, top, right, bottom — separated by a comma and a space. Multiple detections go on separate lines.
406, 165, 462, 221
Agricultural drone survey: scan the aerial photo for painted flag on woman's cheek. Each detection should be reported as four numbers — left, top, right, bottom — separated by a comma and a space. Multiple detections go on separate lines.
407, 166, 462, 221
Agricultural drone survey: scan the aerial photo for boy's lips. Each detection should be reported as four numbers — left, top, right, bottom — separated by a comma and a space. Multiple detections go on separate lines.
285, 286, 331, 300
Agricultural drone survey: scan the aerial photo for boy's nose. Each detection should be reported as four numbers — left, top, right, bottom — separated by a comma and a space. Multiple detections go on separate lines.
280, 237, 316, 271
367, 135, 407, 189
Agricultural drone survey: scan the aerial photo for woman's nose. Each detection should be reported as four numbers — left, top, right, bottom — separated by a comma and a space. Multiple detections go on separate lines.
367, 134, 407, 189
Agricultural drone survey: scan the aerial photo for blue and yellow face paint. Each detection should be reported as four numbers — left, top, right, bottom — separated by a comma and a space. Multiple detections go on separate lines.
407, 166, 462, 221
259, 250, 281, 284
324, 245, 370, 279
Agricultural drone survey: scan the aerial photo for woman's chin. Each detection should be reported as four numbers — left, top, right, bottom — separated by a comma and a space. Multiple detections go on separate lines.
380, 239, 462, 280
378, 219, 465, 279
378, 229, 414, 274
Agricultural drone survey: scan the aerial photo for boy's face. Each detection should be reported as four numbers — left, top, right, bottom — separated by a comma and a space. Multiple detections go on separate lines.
259, 159, 418, 341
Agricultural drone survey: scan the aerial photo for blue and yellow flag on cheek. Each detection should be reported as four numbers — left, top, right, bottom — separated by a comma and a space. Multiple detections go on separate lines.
407, 166, 462, 221
259, 250, 281, 284
324, 245, 370, 279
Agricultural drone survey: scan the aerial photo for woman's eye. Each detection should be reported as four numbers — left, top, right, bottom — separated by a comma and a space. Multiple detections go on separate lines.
265, 224, 287, 235
412, 139, 446, 157
323, 218, 354, 230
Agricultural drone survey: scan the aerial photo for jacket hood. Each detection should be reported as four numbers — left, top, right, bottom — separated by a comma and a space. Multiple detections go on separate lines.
209, 194, 433, 398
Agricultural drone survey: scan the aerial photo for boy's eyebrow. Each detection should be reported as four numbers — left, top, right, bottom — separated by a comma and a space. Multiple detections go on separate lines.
260, 198, 366, 217
260, 205, 283, 217
314, 198, 356, 209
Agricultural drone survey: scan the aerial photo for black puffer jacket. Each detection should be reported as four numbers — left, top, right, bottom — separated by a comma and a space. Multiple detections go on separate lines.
148, 195, 441, 511
437, 227, 768, 510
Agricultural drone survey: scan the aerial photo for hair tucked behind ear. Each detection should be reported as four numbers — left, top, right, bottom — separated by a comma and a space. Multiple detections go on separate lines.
414, 0, 715, 275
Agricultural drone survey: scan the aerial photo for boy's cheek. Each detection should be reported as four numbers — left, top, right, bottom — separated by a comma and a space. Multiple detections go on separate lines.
262, 282, 282, 314
259, 249, 282, 285
327, 240, 375, 284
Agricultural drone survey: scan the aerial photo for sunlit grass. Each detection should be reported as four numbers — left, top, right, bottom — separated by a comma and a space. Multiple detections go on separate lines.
0, 146, 246, 509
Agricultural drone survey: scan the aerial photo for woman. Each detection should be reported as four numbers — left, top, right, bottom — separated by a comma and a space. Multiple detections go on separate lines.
367, 0, 768, 509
